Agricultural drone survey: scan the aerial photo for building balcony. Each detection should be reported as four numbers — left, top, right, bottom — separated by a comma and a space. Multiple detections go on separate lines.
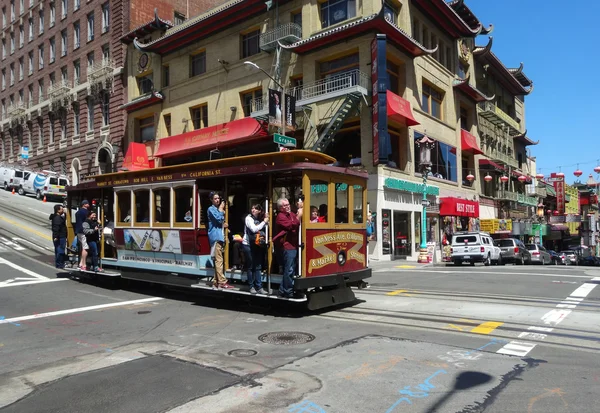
482, 147, 518, 169
477, 101, 521, 135
87, 58, 115, 83
517, 192, 537, 207
498, 189, 518, 202
6, 102, 28, 118
48, 79, 72, 100
259, 23, 302, 52
528, 185, 546, 198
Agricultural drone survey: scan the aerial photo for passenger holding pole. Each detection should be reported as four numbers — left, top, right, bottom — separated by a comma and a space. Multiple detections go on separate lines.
242, 204, 268, 295
207, 192, 234, 289
274, 197, 303, 298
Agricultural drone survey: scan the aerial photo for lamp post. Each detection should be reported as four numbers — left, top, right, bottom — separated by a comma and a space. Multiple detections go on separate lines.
244, 61, 286, 137
416, 135, 435, 263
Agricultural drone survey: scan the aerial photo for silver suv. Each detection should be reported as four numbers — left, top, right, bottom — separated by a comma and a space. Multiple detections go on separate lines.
494, 239, 531, 265
450, 232, 502, 266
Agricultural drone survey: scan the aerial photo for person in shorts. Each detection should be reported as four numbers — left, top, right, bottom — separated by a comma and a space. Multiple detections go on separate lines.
75, 200, 90, 270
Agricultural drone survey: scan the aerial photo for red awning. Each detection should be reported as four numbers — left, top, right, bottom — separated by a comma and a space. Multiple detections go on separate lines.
122, 142, 150, 171
460, 129, 484, 155
155, 118, 268, 158
439, 197, 480, 217
386, 90, 419, 126
479, 159, 505, 171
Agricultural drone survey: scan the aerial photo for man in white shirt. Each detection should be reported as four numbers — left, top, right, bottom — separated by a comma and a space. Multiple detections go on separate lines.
242, 204, 269, 294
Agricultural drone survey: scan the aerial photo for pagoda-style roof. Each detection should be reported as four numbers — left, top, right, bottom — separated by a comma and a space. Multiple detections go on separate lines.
121, 9, 173, 44
281, 8, 437, 57
508, 62, 534, 88
412, 0, 483, 38
513, 130, 538, 146
447, 0, 493, 35
473, 37, 534, 95
453, 75, 494, 102
131, 0, 280, 55
119, 91, 164, 112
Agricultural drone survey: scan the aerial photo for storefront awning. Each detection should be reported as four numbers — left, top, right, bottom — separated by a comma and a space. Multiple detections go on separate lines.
460, 129, 484, 155
479, 159, 505, 171
386, 90, 419, 126
551, 224, 569, 232
439, 197, 479, 217
154, 118, 268, 158
122, 142, 150, 171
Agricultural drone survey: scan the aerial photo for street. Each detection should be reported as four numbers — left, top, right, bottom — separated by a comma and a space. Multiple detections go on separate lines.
1, 194, 600, 412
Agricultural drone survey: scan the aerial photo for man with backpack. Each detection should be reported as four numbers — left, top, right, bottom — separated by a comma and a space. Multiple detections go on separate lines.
242, 204, 269, 294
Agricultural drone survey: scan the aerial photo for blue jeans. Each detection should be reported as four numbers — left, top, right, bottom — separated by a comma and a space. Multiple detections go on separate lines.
279, 249, 297, 297
242, 244, 264, 290
54, 237, 66, 268
88, 241, 99, 269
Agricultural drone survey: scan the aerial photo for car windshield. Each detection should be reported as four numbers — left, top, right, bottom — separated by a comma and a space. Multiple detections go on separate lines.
497, 240, 515, 247
525, 244, 537, 251
561, 251, 574, 255
454, 235, 478, 244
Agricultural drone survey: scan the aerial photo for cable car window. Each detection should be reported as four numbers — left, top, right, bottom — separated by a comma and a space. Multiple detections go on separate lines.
134, 189, 150, 225
174, 186, 193, 227
153, 187, 171, 226
352, 184, 364, 224
116, 191, 131, 224
309, 179, 328, 223
334, 182, 349, 223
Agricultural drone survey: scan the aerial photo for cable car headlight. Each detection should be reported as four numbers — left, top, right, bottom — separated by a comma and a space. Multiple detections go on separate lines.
337, 250, 347, 266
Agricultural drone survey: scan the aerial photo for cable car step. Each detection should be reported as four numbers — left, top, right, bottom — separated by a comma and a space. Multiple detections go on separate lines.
190, 284, 307, 302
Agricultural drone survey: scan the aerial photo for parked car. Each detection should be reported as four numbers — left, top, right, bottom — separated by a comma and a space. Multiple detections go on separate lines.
450, 231, 502, 266
560, 251, 577, 265
494, 238, 531, 265
525, 244, 552, 265
580, 255, 600, 266
548, 250, 567, 265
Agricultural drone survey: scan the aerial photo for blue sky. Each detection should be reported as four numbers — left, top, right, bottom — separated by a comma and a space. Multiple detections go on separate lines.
468, 0, 600, 184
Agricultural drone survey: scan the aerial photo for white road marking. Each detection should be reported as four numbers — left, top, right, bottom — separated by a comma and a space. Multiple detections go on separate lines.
0, 278, 68, 288
387, 269, 592, 279
0, 257, 47, 279
0, 236, 25, 251
0, 297, 164, 325
13, 237, 48, 250
496, 279, 599, 358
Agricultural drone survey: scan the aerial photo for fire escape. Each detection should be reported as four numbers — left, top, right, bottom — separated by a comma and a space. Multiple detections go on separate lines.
48, 79, 74, 112
87, 58, 115, 99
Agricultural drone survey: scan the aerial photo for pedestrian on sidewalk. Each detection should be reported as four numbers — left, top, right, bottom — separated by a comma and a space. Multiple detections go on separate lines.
50, 204, 67, 269
75, 200, 90, 271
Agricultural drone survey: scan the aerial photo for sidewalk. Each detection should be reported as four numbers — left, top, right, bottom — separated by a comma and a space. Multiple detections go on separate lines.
367, 259, 435, 272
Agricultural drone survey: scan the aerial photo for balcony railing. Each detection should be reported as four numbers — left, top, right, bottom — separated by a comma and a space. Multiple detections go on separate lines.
482, 147, 518, 169
499, 189, 518, 202
517, 193, 537, 207
48, 79, 72, 99
260, 23, 302, 52
477, 101, 521, 135
6, 102, 28, 118
87, 58, 114, 82
528, 185, 546, 198
291, 70, 369, 106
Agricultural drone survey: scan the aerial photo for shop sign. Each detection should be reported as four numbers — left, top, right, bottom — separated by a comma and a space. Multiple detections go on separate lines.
439, 197, 479, 217
565, 214, 582, 223
551, 173, 566, 214
384, 177, 439, 196
480, 219, 512, 234
371, 34, 391, 165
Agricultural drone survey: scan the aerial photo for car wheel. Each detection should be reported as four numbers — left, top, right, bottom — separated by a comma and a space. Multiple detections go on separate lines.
3, 183, 7, 191
519, 256, 525, 265
470, 261, 475, 266
499, 255, 504, 265
484, 254, 491, 266
36, 190, 42, 200
17, 187, 24, 196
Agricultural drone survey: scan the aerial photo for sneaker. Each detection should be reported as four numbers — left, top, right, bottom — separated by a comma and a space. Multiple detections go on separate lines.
278, 291, 292, 299
79, 265, 87, 271
256, 288, 268, 295
220, 283, 235, 290
249, 287, 257, 294
94, 267, 103, 272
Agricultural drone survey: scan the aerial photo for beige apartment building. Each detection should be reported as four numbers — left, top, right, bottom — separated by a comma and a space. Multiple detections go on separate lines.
121, 0, 538, 261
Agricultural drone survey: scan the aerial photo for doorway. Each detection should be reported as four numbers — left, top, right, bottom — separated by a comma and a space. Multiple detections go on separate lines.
393, 211, 412, 257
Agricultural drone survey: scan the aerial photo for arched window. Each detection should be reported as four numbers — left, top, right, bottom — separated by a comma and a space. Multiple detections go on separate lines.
0, 138, 5, 160
70, 158, 80, 185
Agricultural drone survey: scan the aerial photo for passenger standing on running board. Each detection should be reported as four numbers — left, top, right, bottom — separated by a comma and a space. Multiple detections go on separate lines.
242, 204, 269, 295
207, 192, 234, 289
75, 200, 90, 271
274, 197, 303, 298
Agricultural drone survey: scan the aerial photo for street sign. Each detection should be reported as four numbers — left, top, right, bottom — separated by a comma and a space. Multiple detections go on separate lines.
273, 133, 296, 148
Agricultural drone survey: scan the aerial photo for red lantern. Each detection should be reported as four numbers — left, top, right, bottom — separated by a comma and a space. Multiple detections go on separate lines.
595, 166, 600, 174
466, 173, 475, 182
518, 175, 527, 183
557, 172, 565, 178
546, 209, 552, 215
500, 175, 509, 183
574, 169, 583, 177
535, 173, 544, 180
484, 174, 493, 182
554, 210, 559, 215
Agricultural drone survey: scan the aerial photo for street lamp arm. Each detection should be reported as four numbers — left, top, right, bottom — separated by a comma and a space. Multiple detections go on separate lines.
243, 61, 283, 89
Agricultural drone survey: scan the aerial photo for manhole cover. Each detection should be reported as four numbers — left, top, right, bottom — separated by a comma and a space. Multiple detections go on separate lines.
258, 332, 315, 345
137, 311, 151, 315
370, 283, 397, 287
228, 349, 258, 357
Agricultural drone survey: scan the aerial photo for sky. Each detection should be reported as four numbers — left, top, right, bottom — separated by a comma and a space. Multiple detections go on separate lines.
467, 0, 600, 184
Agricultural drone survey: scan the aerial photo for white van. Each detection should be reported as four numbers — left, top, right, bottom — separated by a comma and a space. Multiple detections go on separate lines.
0, 165, 15, 189
1, 168, 32, 193
21, 170, 69, 200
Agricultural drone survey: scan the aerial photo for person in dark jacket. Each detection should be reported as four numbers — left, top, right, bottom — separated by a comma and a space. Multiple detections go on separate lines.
273, 197, 303, 298
50, 204, 67, 269
83, 210, 102, 272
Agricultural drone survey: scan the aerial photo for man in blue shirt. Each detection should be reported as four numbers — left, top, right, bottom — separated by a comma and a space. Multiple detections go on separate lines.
75, 200, 90, 270
207, 192, 233, 289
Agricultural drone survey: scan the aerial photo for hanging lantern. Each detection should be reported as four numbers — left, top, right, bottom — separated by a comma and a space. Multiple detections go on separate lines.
466, 172, 475, 182
518, 175, 527, 183
500, 175, 509, 183
554, 210, 559, 216
557, 171, 565, 178
546, 209, 552, 215
574, 169, 583, 177
535, 173, 544, 180
594, 165, 600, 174
484, 174, 493, 182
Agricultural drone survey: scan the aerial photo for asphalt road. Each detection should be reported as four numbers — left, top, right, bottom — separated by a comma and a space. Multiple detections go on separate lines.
1, 195, 599, 412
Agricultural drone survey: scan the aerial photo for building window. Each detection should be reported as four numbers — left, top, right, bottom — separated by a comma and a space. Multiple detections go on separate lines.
9, 64, 14, 85
292, 10, 302, 28
10, 0, 15, 22
87, 12, 94, 41
241, 88, 262, 117
101, 92, 109, 126
61, 66, 67, 82
101, 43, 109, 61
10, 32, 15, 54
383, 1, 399, 24
87, 51, 94, 69
61, 30, 67, 56
1, 7, 5, 28
73, 59, 80, 84
49, 72, 55, 88
319, 53, 359, 80
320, 0, 356, 28
1, 70, 5, 90
38, 79, 44, 102
61, 156, 67, 175
28, 51, 33, 75
190, 51, 206, 77
460, 107, 469, 130
163, 114, 171, 136
37, 117, 43, 147
387, 60, 400, 94
49, 2, 55, 26
18, 89, 23, 104
27, 84, 33, 107
19, 0, 23, 16
101, 3, 109, 32
74, 0, 80, 11
73, 104, 80, 135
19, 57, 23, 81
60, 114, 66, 141
38, 9, 43, 34
61, 0, 67, 19
413, 132, 457, 182
87, 97, 94, 130
422, 81, 443, 120
174, 11, 185, 25
139, 116, 154, 142
190, 105, 208, 130
19, 25, 24, 48
137, 74, 153, 94
1, 39, 5, 59
28, 17, 33, 41
162, 65, 169, 87
49, 114, 55, 143
241, 30, 260, 58
73, 22, 80, 49
49, 37, 56, 63
38, 44, 44, 69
